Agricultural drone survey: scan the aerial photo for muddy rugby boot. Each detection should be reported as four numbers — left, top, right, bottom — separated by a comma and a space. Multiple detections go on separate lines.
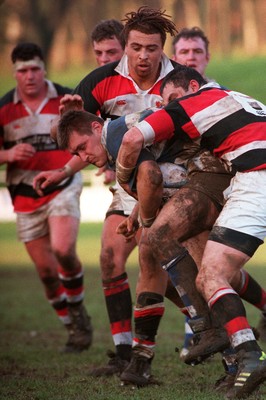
90, 350, 129, 377
120, 345, 160, 387
182, 326, 230, 365
225, 350, 266, 399
63, 304, 93, 353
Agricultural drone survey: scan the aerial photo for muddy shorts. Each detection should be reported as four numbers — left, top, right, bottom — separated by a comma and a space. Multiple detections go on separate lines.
185, 171, 233, 211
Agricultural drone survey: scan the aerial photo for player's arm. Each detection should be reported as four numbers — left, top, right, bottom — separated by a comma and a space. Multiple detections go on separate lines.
116, 126, 144, 185
59, 94, 84, 115
116, 202, 140, 241
33, 155, 88, 196
0, 143, 36, 165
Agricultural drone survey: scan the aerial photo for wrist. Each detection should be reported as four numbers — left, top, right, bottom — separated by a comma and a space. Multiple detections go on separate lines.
7, 149, 14, 163
139, 215, 157, 228
60, 164, 73, 178
116, 160, 135, 184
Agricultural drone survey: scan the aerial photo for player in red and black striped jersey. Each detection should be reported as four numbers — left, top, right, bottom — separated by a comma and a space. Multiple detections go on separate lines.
116, 64, 266, 398
0, 42, 93, 353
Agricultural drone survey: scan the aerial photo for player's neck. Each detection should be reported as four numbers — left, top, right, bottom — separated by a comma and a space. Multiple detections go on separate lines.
129, 67, 161, 91
19, 84, 47, 112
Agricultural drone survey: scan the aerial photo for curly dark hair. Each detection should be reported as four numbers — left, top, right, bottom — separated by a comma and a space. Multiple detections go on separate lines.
122, 6, 178, 46
11, 42, 44, 63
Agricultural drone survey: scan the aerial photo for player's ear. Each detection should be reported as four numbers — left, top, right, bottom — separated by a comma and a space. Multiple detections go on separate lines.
189, 79, 200, 93
91, 121, 102, 135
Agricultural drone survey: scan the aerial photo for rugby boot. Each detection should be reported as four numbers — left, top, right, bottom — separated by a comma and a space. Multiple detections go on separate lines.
182, 326, 230, 365
63, 303, 93, 353
120, 345, 157, 387
257, 314, 266, 342
214, 348, 238, 393
90, 350, 129, 377
214, 373, 236, 393
225, 350, 266, 399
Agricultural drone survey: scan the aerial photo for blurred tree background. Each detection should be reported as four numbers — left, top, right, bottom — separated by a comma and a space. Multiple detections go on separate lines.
1, 0, 266, 74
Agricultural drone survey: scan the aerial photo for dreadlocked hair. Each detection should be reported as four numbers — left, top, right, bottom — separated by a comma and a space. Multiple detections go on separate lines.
122, 6, 178, 46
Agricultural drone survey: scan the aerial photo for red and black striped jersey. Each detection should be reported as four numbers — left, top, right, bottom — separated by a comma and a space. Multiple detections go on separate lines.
137, 83, 266, 173
73, 54, 177, 119
0, 80, 73, 212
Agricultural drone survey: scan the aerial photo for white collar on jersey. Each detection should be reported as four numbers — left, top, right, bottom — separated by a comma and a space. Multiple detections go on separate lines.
14, 79, 58, 104
115, 53, 174, 85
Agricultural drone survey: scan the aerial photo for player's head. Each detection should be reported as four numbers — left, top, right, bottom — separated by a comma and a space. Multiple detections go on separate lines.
122, 6, 177, 47
172, 27, 210, 76
160, 64, 207, 105
122, 6, 177, 84
57, 110, 106, 167
91, 19, 124, 66
11, 42, 46, 97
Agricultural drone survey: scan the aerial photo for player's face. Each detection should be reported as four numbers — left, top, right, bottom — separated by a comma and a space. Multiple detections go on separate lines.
125, 30, 163, 83
93, 37, 124, 66
68, 127, 107, 167
15, 64, 46, 98
161, 81, 198, 105
173, 37, 209, 76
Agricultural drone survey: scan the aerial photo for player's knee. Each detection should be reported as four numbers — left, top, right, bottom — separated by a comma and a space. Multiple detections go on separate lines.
100, 246, 116, 278
149, 166, 163, 188
148, 226, 166, 254
41, 275, 59, 291
54, 248, 76, 271
138, 161, 163, 188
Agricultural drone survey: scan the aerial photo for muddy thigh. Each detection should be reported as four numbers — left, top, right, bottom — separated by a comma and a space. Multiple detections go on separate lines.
148, 187, 220, 261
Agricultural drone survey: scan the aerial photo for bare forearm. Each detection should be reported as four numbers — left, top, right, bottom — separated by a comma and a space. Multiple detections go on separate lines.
65, 155, 88, 174
0, 150, 10, 165
116, 127, 144, 184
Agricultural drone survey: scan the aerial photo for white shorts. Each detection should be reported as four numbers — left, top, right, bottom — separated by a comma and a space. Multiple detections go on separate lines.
214, 170, 266, 241
16, 173, 82, 242
116, 182, 138, 216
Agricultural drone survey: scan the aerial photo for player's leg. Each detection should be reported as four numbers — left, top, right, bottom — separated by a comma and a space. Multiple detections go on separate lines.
233, 269, 266, 343
25, 235, 71, 328
148, 187, 231, 364
91, 211, 137, 377
179, 231, 208, 359
49, 214, 92, 352
121, 227, 168, 386
48, 174, 92, 352
197, 171, 266, 398
197, 240, 266, 399
121, 182, 228, 385
16, 207, 74, 350
136, 160, 163, 227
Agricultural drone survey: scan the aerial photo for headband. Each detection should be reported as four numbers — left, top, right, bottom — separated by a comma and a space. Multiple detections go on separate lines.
14, 57, 45, 71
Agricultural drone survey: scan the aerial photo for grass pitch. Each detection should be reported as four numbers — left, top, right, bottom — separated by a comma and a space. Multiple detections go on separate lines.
0, 222, 265, 399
